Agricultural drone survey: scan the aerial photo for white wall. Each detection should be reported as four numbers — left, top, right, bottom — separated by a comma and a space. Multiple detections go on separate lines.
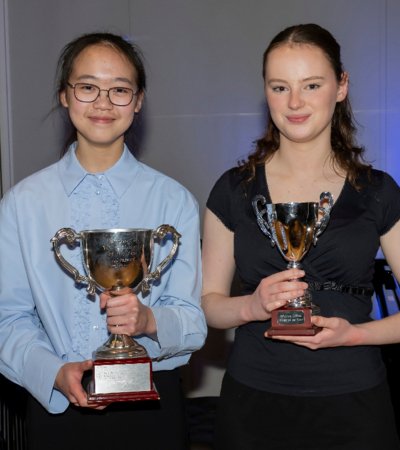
1, 0, 399, 396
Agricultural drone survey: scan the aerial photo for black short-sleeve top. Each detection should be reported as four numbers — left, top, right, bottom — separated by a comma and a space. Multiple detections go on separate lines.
206, 165, 400, 396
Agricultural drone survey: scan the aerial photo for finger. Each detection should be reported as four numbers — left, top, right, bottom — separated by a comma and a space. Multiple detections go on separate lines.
92, 404, 108, 410
281, 287, 307, 298
72, 387, 90, 407
264, 288, 306, 306
286, 268, 305, 279
274, 268, 305, 281
105, 296, 131, 309
106, 303, 133, 316
69, 394, 79, 404
108, 322, 128, 333
107, 313, 124, 324
267, 334, 314, 347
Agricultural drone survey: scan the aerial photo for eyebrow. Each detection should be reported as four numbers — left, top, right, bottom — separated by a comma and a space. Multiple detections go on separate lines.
75, 75, 134, 85
267, 76, 325, 84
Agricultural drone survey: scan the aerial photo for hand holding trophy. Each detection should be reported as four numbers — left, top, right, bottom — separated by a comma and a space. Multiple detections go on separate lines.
51, 225, 180, 404
253, 193, 333, 336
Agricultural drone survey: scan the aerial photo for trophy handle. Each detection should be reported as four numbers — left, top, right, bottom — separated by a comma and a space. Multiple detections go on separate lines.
314, 191, 334, 244
50, 228, 96, 295
252, 195, 275, 245
140, 224, 181, 295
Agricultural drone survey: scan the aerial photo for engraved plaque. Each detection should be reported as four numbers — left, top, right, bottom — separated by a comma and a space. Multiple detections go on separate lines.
95, 362, 151, 394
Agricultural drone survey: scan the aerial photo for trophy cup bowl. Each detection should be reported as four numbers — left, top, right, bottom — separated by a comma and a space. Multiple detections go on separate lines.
253, 193, 333, 336
51, 225, 181, 404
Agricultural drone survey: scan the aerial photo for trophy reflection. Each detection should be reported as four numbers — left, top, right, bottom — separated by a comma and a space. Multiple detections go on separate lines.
253, 193, 333, 336
51, 225, 180, 404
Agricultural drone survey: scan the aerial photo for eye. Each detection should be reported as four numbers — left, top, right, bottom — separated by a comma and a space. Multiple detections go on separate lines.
306, 83, 320, 90
271, 85, 287, 93
111, 87, 132, 96
77, 83, 96, 93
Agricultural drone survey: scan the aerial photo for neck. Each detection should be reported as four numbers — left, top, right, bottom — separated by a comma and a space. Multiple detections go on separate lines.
274, 139, 335, 177
75, 141, 124, 173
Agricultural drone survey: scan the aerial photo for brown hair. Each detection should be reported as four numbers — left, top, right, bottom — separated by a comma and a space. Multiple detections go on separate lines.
241, 23, 370, 189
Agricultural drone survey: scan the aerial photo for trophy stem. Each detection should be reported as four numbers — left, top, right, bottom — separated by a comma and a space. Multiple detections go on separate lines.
287, 290, 313, 309
287, 261, 302, 270
285, 261, 318, 310
94, 334, 148, 360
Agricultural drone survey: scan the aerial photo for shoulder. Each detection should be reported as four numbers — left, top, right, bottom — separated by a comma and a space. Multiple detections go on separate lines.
371, 168, 399, 186
359, 169, 400, 235
208, 166, 251, 199
0, 161, 61, 225
361, 168, 400, 198
3, 161, 59, 201
206, 166, 252, 231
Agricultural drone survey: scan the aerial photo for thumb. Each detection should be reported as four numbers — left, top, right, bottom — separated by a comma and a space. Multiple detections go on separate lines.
80, 359, 94, 371
99, 293, 109, 309
311, 315, 326, 327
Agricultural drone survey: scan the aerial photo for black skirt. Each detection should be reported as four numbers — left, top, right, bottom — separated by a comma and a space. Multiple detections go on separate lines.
215, 372, 400, 450
26, 368, 189, 450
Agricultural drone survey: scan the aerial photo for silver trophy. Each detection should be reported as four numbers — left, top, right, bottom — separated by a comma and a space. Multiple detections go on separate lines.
51, 225, 180, 403
253, 193, 333, 335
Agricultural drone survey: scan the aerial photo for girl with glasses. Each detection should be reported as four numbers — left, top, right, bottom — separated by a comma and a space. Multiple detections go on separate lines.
0, 32, 206, 450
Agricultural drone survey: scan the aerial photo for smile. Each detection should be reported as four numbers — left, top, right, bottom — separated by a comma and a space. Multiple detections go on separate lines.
89, 116, 115, 124
286, 115, 310, 124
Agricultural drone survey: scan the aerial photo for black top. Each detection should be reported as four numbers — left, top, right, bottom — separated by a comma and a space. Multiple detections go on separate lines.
207, 165, 400, 396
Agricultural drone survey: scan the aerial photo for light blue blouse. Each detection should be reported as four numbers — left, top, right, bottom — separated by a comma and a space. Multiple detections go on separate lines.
0, 144, 206, 413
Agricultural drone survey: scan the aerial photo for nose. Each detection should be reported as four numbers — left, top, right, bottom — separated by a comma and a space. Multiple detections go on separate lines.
288, 88, 304, 110
93, 89, 113, 109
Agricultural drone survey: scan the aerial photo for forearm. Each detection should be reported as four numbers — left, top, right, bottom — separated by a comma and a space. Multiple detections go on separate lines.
0, 338, 68, 413
201, 292, 256, 329
351, 313, 400, 346
287, 312, 400, 351
202, 270, 307, 330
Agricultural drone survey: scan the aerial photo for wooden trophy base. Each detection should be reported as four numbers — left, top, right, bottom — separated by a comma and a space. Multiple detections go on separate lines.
267, 305, 322, 336
87, 357, 160, 405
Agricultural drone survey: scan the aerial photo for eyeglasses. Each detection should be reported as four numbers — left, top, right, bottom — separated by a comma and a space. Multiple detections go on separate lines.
66, 82, 138, 106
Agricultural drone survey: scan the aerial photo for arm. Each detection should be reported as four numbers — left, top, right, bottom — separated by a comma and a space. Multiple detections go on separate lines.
201, 208, 308, 329
108, 188, 207, 364
145, 193, 207, 361
0, 189, 101, 412
272, 219, 400, 349
353, 219, 400, 344
0, 190, 68, 413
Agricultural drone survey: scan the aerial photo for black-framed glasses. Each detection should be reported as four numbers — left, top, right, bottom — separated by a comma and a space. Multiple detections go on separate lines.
67, 82, 137, 106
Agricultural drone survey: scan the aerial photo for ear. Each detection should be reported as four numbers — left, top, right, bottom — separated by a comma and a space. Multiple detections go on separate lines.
59, 90, 69, 108
134, 91, 144, 114
336, 72, 349, 102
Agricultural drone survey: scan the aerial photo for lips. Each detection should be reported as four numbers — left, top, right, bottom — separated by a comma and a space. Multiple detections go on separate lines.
88, 116, 115, 124
286, 115, 310, 124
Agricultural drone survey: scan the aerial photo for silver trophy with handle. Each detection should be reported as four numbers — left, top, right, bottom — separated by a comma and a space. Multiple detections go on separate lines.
253, 193, 333, 336
51, 225, 180, 403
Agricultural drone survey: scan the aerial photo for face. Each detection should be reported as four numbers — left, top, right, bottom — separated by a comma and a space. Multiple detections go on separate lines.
60, 44, 143, 151
264, 43, 348, 146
